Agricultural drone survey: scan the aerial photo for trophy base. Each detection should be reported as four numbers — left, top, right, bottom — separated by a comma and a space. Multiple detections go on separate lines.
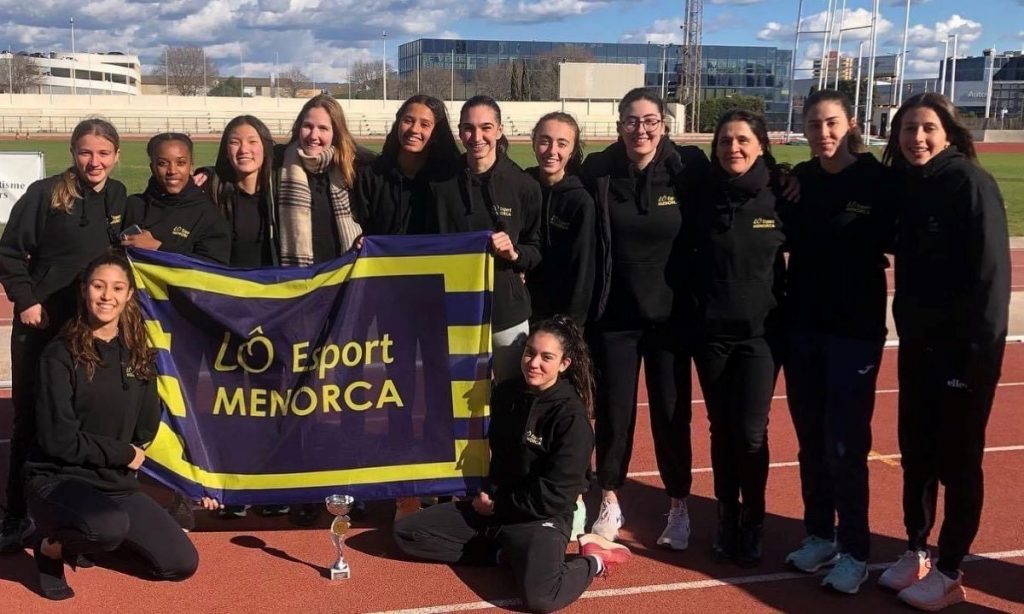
329, 565, 351, 580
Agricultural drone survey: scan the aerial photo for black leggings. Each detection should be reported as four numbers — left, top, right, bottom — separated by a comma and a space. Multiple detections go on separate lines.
394, 501, 597, 614
26, 477, 198, 580
897, 340, 1002, 573
694, 337, 777, 526
591, 325, 692, 497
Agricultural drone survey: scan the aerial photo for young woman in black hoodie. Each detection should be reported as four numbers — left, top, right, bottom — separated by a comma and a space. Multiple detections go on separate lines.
431, 96, 542, 383
121, 133, 230, 264
525, 112, 596, 327
394, 316, 631, 614
354, 94, 462, 521
583, 88, 709, 548
0, 119, 126, 553
782, 90, 896, 593
25, 251, 216, 600
689, 110, 787, 567
876, 93, 1009, 612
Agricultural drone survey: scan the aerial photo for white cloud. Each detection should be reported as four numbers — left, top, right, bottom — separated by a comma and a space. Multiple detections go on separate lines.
710, 0, 761, 5
757, 8, 892, 43
620, 19, 684, 45
481, 0, 612, 24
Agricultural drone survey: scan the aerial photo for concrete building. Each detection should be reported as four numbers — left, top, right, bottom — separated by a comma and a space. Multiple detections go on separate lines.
1, 51, 141, 95
938, 50, 1024, 118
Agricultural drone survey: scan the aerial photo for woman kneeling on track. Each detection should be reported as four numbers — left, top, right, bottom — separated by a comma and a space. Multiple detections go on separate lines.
393, 316, 631, 614
878, 93, 1009, 612
25, 251, 220, 600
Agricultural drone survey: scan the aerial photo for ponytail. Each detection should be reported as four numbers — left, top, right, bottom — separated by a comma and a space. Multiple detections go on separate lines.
52, 118, 121, 214
531, 315, 595, 415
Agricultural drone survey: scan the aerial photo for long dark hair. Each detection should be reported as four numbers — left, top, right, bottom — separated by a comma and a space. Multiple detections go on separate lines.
883, 92, 977, 168
214, 115, 276, 199
710, 109, 778, 173
381, 95, 461, 171
531, 315, 595, 415
459, 95, 510, 156
62, 250, 156, 381
531, 112, 585, 175
52, 118, 121, 213
803, 89, 866, 154
618, 87, 666, 118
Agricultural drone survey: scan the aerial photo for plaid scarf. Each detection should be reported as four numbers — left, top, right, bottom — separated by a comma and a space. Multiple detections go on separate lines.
278, 142, 361, 266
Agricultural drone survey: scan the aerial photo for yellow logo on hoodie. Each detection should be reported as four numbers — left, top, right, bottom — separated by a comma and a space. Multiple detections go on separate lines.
752, 217, 776, 229
657, 195, 677, 207
172, 226, 191, 239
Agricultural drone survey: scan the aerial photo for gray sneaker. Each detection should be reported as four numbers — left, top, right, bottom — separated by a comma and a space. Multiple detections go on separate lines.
822, 553, 869, 594
785, 535, 839, 572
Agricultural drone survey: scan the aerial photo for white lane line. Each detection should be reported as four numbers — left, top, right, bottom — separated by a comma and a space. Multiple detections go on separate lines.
369, 548, 1024, 614
624, 445, 1024, 479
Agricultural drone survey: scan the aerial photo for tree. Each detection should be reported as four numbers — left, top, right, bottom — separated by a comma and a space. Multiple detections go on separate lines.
522, 47, 595, 101
0, 53, 43, 94
279, 66, 310, 98
698, 95, 765, 132
474, 63, 512, 100
151, 46, 218, 96
208, 76, 242, 97
348, 59, 398, 99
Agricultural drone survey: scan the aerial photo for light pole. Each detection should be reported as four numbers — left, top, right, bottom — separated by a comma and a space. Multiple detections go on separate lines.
864, 0, 880, 135
854, 40, 864, 120
896, 0, 911, 106
69, 17, 76, 95
949, 34, 958, 105
833, 0, 847, 90
940, 37, 949, 95
784, 0, 805, 142
382, 31, 388, 103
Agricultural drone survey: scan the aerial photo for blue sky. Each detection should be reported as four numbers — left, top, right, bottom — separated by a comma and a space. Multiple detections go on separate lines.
0, 0, 1020, 81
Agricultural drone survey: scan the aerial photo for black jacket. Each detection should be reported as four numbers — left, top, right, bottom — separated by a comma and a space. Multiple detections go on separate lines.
893, 148, 1010, 379
687, 159, 787, 341
523, 168, 596, 327
582, 138, 710, 326
354, 154, 443, 236
0, 175, 126, 324
124, 177, 232, 265
431, 154, 543, 330
199, 167, 280, 267
787, 153, 896, 340
487, 379, 593, 534
25, 337, 161, 493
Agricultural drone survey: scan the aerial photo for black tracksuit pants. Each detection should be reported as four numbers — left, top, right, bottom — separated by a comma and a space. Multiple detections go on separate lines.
5, 323, 58, 519
393, 501, 598, 614
897, 338, 1003, 573
784, 330, 883, 560
694, 337, 777, 526
591, 324, 692, 498
25, 476, 198, 580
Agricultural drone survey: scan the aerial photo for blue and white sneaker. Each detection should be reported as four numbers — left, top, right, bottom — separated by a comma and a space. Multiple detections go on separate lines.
785, 535, 839, 572
822, 553, 869, 594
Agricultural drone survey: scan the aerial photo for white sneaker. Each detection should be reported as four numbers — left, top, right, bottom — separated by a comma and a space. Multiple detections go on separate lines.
591, 499, 624, 542
821, 553, 869, 594
785, 535, 839, 572
656, 499, 690, 551
879, 549, 931, 591
897, 568, 966, 611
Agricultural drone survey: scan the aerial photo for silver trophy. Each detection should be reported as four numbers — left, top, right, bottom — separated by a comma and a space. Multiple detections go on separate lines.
325, 494, 355, 580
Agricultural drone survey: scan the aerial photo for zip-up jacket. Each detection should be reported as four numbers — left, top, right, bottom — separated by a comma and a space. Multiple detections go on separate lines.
523, 168, 596, 326
787, 153, 896, 340
198, 166, 280, 267
687, 158, 786, 341
354, 154, 442, 236
893, 147, 1010, 382
124, 177, 231, 265
25, 336, 161, 493
487, 378, 593, 535
431, 154, 543, 330
581, 138, 710, 326
0, 175, 126, 323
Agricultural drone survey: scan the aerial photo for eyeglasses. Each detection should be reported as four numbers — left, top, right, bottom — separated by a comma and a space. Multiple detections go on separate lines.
621, 117, 663, 132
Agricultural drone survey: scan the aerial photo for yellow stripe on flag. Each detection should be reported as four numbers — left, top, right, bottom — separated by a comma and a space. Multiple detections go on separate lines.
451, 380, 491, 418
145, 320, 172, 351
157, 375, 187, 417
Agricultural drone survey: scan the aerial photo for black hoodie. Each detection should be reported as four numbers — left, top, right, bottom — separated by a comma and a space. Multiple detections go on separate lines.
0, 175, 126, 324
486, 378, 593, 534
893, 147, 1010, 379
523, 168, 596, 327
688, 158, 787, 341
787, 153, 896, 340
431, 154, 543, 330
582, 137, 710, 326
25, 336, 161, 493
354, 154, 441, 236
198, 167, 280, 268
124, 177, 232, 265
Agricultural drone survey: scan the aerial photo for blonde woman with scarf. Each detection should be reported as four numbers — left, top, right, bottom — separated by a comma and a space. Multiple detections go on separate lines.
278, 94, 363, 266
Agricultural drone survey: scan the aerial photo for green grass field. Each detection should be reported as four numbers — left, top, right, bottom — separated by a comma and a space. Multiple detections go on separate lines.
3, 139, 1023, 235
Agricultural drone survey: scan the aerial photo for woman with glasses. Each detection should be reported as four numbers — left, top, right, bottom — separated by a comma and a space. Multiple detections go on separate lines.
582, 87, 709, 549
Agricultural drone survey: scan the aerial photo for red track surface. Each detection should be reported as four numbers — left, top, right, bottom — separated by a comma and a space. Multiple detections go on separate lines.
2, 339, 1023, 612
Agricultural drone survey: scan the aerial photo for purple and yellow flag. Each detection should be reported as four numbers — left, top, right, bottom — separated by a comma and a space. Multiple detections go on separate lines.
128, 232, 493, 505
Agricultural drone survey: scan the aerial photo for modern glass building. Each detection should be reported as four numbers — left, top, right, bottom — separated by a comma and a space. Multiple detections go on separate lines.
939, 51, 1024, 117
398, 39, 792, 126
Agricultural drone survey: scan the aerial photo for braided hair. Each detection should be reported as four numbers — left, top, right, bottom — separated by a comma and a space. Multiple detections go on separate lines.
531, 315, 595, 415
